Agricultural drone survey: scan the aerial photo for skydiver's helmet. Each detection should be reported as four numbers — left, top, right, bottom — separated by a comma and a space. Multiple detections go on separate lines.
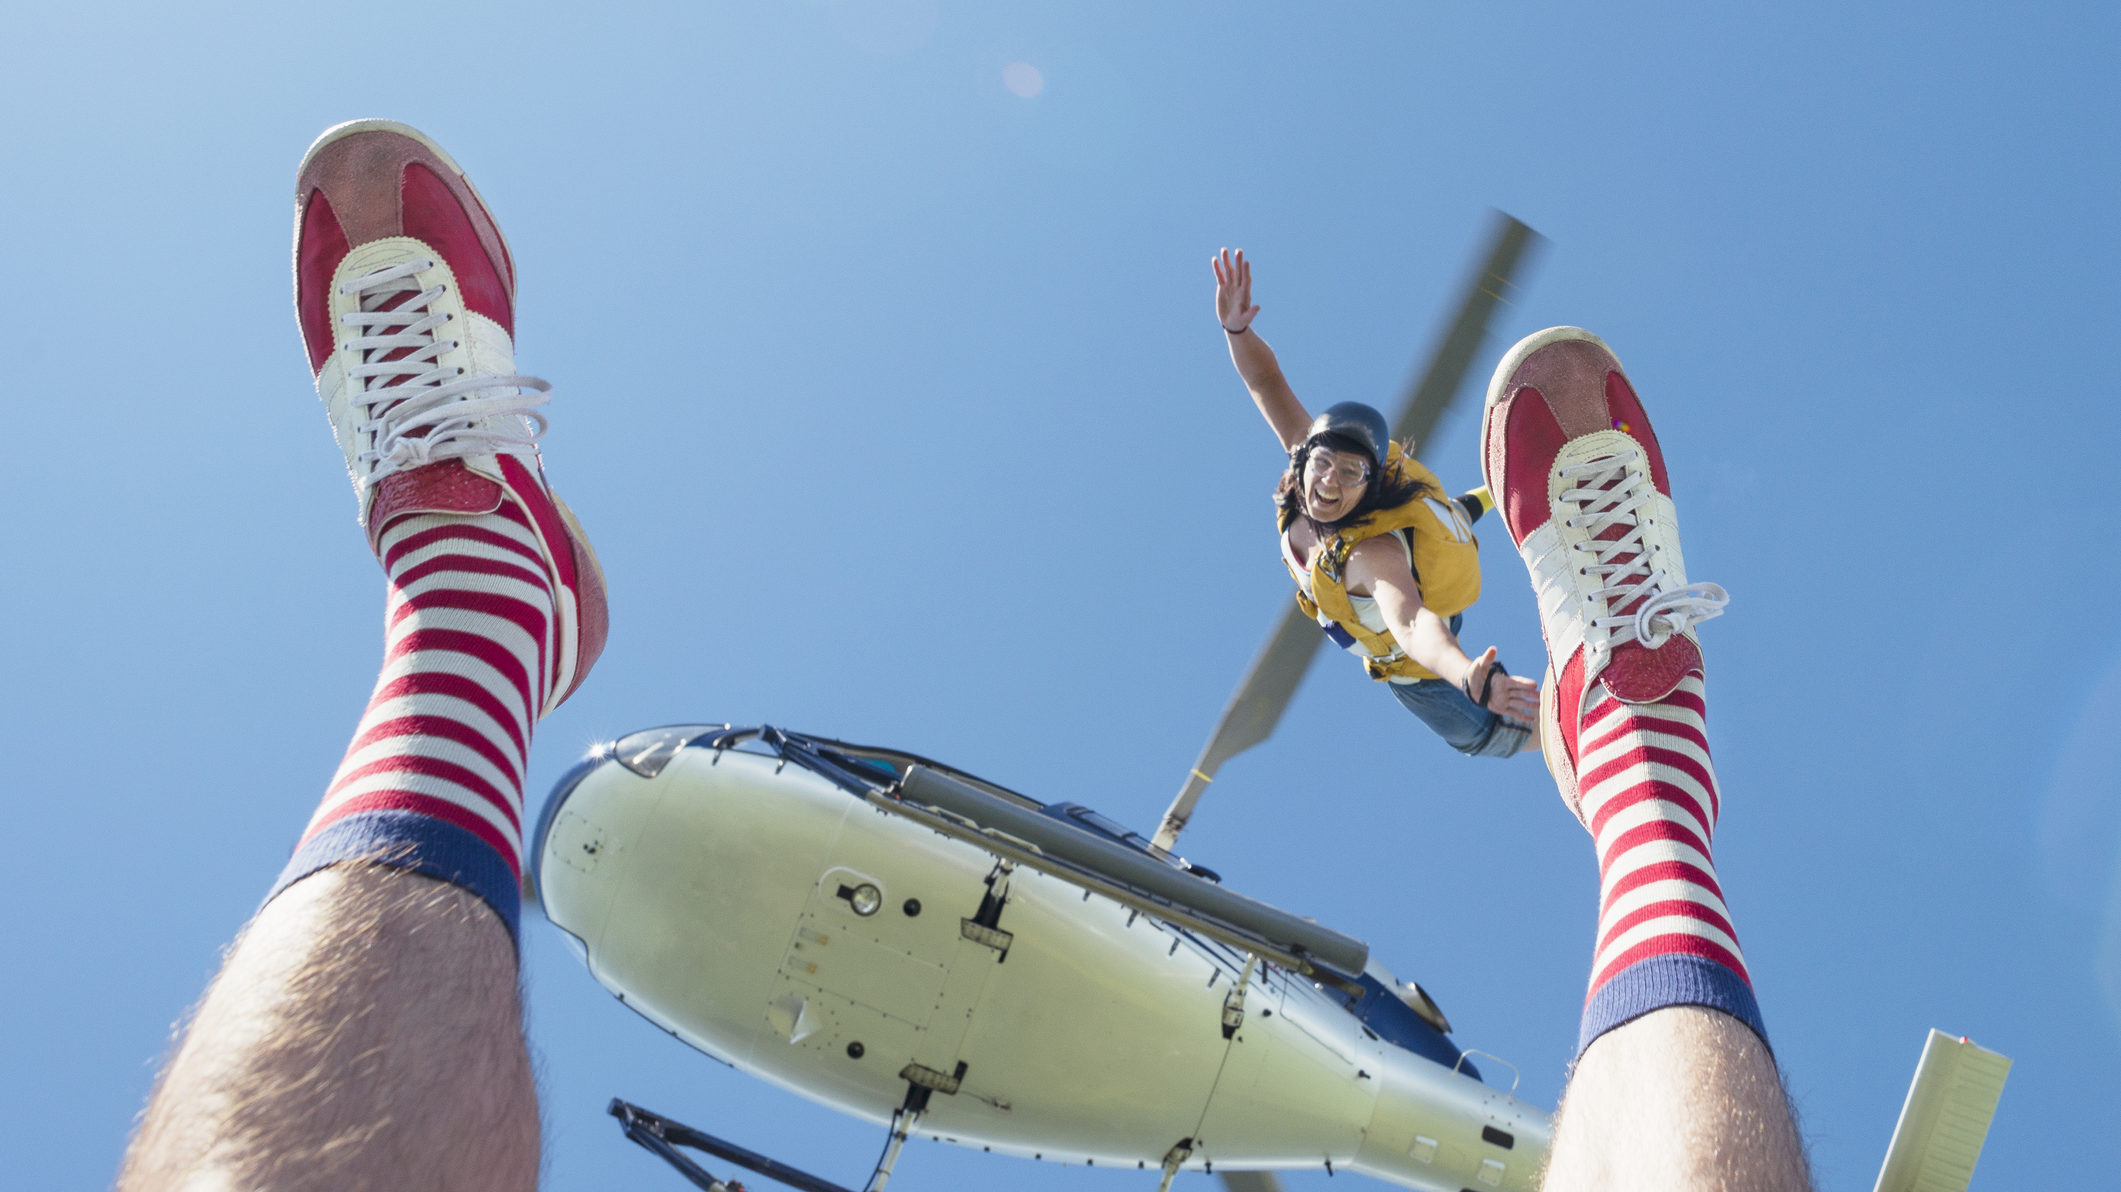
1277, 400, 1405, 531
1300, 401, 1393, 479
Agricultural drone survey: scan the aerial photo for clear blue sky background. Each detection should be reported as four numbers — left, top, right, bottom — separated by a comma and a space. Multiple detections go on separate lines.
3, 3, 2116, 1189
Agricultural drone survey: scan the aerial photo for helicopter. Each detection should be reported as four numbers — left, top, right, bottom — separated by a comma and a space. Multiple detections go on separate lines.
545, 722, 1548, 1192
524, 215, 2010, 1192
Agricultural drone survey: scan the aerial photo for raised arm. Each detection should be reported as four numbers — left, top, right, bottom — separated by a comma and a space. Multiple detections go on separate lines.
1351, 537, 1539, 721
1214, 248, 1311, 451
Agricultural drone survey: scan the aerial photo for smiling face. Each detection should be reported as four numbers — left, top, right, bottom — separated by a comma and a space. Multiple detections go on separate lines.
1301, 445, 1373, 522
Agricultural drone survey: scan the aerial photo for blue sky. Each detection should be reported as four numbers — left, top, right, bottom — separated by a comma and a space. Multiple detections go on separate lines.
3, 2, 2116, 1189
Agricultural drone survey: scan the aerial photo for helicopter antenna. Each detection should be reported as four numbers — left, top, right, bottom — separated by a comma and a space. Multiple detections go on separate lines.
1152, 212, 1543, 853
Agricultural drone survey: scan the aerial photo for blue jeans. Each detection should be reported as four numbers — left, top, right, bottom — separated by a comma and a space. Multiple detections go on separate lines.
1385, 615, 1532, 759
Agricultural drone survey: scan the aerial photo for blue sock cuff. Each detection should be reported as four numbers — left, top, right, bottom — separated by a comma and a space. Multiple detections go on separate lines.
266, 810, 521, 939
1579, 953, 1768, 1056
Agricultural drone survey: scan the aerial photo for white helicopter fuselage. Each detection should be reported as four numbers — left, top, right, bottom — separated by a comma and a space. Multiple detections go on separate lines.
532, 734, 1549, 1191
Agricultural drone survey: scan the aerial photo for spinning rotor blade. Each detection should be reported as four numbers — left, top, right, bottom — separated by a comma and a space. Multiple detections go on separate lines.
1153, 602, 1320, 851
1389, 211, 1542, 450
1152, 212, 1543, 853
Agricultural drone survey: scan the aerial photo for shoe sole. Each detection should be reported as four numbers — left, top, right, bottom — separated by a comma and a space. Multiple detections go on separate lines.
1537, 661, 1585, 822
548, 490, 609, 712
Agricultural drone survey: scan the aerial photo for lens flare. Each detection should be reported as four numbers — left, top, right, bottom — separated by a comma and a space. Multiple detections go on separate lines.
1003, 61, 1044, 98
2037, 644, 2121, 1041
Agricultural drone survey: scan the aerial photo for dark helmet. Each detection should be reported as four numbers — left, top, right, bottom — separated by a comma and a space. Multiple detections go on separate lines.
1301, 401, 1392, 469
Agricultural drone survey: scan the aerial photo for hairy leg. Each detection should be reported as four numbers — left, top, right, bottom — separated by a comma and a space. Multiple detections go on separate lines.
1542, 1007, 1808, 1192
118, 120, 605, 1189
120, 866, 537, 1192
1481, 327, 1810, 1189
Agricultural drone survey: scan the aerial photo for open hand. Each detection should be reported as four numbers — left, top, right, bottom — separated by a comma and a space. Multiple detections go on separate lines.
1212, 248, 1261, 333
1467, 647, 1539, 723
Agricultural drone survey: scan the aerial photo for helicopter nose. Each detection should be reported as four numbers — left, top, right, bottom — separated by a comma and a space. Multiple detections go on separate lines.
527, 725, 723, 930
525, 751, 609, 911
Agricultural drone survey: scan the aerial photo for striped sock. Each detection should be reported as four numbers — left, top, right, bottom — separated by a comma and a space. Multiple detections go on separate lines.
269, 493, 557, 936
1575, 673, 1767, 1054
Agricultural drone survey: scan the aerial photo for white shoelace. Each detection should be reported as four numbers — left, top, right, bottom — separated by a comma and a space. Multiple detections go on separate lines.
1557, 448, 1728, 651
339, 258, 550, 487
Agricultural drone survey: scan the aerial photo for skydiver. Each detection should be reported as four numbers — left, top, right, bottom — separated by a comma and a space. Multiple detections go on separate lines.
1480, 327, 1805, 1189
1213, 249, 1540, 758
119, 120, 599, 1190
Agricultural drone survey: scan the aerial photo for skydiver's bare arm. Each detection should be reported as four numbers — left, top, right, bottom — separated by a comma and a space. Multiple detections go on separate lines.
1213, 248, 1311, 451
1352, 538, 1538, 721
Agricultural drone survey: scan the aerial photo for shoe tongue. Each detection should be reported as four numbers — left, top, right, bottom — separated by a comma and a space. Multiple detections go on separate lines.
367, 284, 433, 394
1582, 463, 1701, 703
1605, 552, 1650, 614
1591, 473, 1655, 616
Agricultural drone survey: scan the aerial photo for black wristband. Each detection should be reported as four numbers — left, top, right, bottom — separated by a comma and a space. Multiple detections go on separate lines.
1224, 324, 1248, 335
1463, 657, 1507, 706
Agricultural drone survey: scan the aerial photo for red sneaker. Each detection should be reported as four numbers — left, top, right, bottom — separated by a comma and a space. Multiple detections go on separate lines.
293, 119, 606, 712
1480, 327, 1726, 811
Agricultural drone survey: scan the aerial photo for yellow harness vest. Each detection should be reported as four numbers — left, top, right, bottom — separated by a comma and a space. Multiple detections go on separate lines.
1280, 446, 1482, 682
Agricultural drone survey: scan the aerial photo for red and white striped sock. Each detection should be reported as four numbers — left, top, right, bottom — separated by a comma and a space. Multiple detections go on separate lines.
1574, 673, 1766, 1053
269, 493, 557, 934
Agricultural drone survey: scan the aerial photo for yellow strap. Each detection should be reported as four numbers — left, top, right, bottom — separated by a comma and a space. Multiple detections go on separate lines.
1190, 769, 1213, 784
1309, 563, 1401, 657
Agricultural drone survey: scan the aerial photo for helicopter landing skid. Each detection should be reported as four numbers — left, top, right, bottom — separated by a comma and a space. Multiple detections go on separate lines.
609, 1098, 860, 1192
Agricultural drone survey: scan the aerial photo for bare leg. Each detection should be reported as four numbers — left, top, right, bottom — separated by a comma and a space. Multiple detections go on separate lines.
120, 869, 537, 1191
1481, 327, 1808, 1189
1543, 1008, 1808, 1191
121, 121, 603, 1190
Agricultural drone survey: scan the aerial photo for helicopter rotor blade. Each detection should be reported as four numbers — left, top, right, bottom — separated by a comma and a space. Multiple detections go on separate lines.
1153, 601, 1319, 851
1151, 212, 1543, 854
1391, 210, 1544, 451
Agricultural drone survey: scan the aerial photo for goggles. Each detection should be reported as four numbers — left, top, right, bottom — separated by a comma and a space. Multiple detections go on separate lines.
1304, 448, 1371, 489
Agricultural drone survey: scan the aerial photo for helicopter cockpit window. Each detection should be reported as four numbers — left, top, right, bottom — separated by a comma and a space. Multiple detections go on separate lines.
1062, 806, 1171, 856
1064, 805, 1134, 840
815, 748, 904, 786
610, 725, 719, 778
